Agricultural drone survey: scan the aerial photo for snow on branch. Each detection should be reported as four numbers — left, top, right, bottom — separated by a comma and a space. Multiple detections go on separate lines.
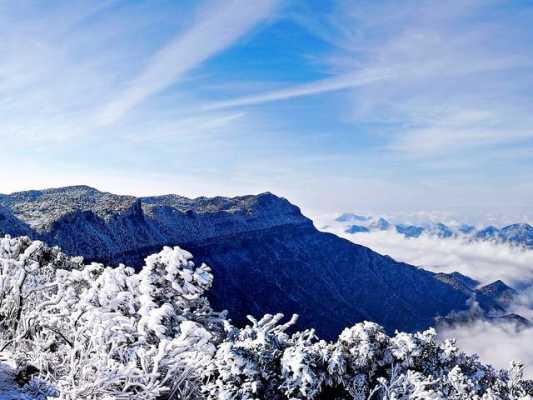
0, 235, 531, 400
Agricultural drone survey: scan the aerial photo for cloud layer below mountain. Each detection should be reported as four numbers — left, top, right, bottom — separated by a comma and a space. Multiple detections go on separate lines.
439, 321, 533, 375
329, 227, 533, 375
335, 230, 533, 287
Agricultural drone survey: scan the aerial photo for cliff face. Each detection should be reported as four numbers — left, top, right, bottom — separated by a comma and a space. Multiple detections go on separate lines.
0, 186, 496, 338
0, 186, 306, 264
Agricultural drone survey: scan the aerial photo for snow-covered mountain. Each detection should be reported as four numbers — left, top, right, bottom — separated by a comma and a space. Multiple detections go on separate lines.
335, 213, 533, 247
0, 186, 513, 338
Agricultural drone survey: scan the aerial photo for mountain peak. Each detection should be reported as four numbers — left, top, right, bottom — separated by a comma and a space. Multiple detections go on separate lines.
502, 223, 533, 230
372, 217, 391, 231
0, 186, 136, 230
6, 185, 102, 197
0, 185, 309, 237
500, 223, 533, 235
479, 280, 515, 293
477, 280, 517, 307
336, 213, 369, 223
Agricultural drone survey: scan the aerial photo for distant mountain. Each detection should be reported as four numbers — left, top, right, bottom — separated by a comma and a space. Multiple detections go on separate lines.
437, 311, 532, 330
434, 272, 480, 292
371, 217, 392, 231
344, 224, 370, 234
395, 224, 424, 238
475, 226, 500, 240
340, 214, 533, 248
441, 271, 480, 290
499, 224, 533, 247
432, 272, 521, 317
344, 218, 460, 239
458, 224, 476, 235
0, 186, 506, 338
477, 280, 518, 308
335, 213, 370, 223
433, 223, 454, 238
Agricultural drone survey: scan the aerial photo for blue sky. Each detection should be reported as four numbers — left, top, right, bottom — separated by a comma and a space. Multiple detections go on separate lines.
1, 0, 533, 216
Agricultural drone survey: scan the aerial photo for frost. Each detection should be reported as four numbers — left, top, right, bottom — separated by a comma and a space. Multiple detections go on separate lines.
0, 235, 532, 399
0, 236, 220, 399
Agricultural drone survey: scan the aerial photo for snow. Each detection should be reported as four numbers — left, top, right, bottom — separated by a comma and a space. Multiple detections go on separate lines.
0, 353, 57, 399
0, 235, 532, 399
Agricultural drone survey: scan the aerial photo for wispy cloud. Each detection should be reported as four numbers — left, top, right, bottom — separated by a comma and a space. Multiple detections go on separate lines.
0, 0, 277, 152
208, 0, 533, 157
0, 2, 170, 146
317, 0, 533, 157
204, 68, 393, 110
98, 0, 280, 125
1, 0, 532, 214
123, 111, 247, 144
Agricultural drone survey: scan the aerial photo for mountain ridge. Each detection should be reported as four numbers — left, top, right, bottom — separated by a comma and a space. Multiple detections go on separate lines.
336, 213, 533, 248
0, 185, 513, 338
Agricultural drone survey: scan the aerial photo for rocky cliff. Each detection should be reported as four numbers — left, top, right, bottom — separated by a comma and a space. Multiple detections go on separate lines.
0, 186, 502, 338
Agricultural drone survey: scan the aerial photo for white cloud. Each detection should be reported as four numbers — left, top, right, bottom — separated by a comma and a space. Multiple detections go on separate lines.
1, 0, 532, 215
98, 0, 280, 125
319, 0, 533, 156
203, 68, 393, 110
0, 0, 279, 148
207, 0, 533, 157
327, 226, 533, 376
123, 111, 247, 144
439, 321, 533, 376
332, 229, 533, 287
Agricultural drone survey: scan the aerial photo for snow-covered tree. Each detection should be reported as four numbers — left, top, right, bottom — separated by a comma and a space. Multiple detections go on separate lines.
203, 314, 533, 400
0, 236, 223, 399
0, 235, 532, 400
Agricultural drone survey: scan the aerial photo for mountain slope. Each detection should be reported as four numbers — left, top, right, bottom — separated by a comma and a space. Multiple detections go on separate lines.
0, 186, 499, 338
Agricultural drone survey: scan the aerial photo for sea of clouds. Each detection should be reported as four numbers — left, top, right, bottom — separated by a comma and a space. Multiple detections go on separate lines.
337, 229, 533, 287
321, 221, 533, 375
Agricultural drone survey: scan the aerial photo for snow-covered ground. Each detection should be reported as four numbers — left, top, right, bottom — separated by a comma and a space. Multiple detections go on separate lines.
0, 353, 52, 400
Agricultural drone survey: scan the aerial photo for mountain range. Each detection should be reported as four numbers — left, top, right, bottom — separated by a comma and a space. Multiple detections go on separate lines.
336, 213, 533, 247
0, 186, 520, 338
